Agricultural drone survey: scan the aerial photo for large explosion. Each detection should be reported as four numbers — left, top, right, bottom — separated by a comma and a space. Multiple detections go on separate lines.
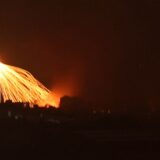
0, 62, 57, 107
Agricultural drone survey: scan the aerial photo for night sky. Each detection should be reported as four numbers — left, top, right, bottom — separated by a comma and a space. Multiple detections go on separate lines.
0, 0, 159, 109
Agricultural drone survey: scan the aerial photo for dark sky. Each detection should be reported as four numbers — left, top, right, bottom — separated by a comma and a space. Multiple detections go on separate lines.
0, 0, 159, 109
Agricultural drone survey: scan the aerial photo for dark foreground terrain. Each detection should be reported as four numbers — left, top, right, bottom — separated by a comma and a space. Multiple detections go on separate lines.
0, 101, 160, 159
0, 116, 160, 160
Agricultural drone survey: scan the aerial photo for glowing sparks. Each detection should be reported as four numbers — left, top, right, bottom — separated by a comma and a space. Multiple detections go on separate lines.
0, 62, 57, 107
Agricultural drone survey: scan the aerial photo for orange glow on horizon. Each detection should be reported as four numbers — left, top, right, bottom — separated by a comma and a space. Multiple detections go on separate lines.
52, 71, 82, 106
51, 60, 84, 107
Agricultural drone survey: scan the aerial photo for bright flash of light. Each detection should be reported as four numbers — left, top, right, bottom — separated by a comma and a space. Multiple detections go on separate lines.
0, 62, 58, 107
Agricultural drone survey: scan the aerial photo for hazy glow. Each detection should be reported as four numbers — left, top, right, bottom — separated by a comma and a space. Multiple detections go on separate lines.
0, 62, 57, 107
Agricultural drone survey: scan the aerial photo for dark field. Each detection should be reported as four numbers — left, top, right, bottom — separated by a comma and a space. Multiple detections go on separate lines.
0, 116, 160, 160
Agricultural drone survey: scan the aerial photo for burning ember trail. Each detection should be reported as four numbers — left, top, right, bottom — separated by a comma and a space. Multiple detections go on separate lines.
0, 62, 57, 107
